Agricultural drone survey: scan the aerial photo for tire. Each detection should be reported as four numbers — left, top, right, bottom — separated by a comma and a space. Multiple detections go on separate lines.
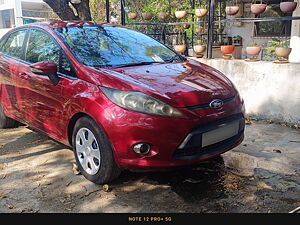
0, 104, 19, 129
72, 116, 121, 184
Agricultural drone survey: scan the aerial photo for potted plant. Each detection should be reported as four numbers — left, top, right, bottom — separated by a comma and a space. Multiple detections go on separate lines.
194, 0, 208, 18
263, 38, 292, 62
251, 0, 267, 15
157, 12, 169, 20
127, 0, 141, 20
194, 39, 206, 58
175, 10, 187, 19
226, 0, 240, 16
280, 0, 298, 13
195, 27, 203, 33
157, 1, 171, 21
195, 8, 208, 18
174, 44, 187, 54
128, 12, 138, 20
173, 29, 186, 54
221, 44, 235, 59
142, 12, 153, 20
221, 45, 235, 55
246, 42, 262, 61
275, 47, 292, 58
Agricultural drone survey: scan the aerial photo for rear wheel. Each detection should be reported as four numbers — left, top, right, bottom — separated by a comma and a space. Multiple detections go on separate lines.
0, 104, 19, 129
72, 116, 121, 184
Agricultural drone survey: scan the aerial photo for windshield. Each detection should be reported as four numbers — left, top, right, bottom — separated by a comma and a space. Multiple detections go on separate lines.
55, 26, 184, 68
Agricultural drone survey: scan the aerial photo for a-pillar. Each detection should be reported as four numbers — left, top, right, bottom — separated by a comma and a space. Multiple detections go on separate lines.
289, 2, 300, 63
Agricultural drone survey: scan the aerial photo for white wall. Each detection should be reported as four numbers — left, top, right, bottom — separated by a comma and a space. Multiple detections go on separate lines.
289, 4, 300, 63
194, 58, 300, 125
0, 27, 11, 37
0, 0, 15, 11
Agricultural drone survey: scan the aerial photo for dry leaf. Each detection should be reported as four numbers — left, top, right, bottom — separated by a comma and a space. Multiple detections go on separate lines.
273, 149, 281, 153
84, 189, 99, 197
184, 178, 202, 184
65, 181, 72, 187
102, 184, 111, 192
72, 163, 81, 175
0, 195, 7, 199
6, 204, 14, 209
245, 120, 252, 125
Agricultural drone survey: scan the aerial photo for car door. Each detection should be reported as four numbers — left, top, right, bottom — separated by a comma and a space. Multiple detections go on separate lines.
17, 28, 77, 140
0, 29, 29, 121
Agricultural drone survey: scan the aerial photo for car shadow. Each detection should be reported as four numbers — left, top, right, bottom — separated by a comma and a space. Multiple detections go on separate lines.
113, 156, 229, 202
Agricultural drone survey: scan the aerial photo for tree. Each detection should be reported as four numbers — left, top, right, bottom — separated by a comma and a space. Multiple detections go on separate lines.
43, 0, 92, 21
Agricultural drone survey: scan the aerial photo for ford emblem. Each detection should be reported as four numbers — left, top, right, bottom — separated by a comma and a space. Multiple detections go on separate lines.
209, 99, 224, 109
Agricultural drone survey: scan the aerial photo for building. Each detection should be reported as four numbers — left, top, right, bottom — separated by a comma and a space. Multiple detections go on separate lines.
226, 0, 300, 63
0, 0, 53, 37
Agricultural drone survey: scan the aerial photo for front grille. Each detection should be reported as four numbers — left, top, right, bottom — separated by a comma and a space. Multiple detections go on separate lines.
173, 113, 245, 160
186, 96, 236, 111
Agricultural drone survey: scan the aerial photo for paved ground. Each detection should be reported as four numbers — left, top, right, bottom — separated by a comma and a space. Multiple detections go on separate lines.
0, 119, 299, 213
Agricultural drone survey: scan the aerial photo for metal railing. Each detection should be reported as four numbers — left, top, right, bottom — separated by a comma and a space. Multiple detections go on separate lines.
104, 0, 300, 58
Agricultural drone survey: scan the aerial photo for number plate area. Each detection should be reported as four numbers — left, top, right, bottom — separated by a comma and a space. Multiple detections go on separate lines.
201, 121, 240, 148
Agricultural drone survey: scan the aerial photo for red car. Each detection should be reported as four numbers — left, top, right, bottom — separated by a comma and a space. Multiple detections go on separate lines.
0, 21, 245, 184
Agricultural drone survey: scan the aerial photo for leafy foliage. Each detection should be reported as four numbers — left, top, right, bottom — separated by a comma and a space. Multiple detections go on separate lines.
262, 38, 290, 60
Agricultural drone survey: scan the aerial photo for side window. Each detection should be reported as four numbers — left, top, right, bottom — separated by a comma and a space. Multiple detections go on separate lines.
2, 30, 27, 59
26, 29, 75, 77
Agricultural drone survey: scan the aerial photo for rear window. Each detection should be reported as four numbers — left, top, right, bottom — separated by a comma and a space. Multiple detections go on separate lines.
1, 30, 27, 59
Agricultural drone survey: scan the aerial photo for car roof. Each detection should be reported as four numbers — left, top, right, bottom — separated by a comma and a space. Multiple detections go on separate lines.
19, 20, 125, 30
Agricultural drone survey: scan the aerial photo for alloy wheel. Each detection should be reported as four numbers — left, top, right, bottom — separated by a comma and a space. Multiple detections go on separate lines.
75, 128, 101, 175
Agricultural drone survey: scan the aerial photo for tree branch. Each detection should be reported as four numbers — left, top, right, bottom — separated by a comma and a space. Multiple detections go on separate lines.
43, 0, 79, 20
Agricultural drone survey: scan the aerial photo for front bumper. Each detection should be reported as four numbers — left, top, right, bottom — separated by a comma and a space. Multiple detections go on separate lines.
97, 94, 245, 171
173, 113, 245, 160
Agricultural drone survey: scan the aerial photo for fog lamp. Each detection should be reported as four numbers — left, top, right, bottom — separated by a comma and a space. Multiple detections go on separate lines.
132, 143, 151, 155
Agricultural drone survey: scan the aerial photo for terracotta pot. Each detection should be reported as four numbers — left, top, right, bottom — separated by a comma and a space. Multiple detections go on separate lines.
221, 45, 235, 55
175, 11, 187, 19
246, 46, 261, 56
195, 27, 203, 33
251, 4, 267, 14
275, 47, 292, 57
195, 8, 208, 18
128, 12, 138, 20
225, 6, 240, 16
194, 45, 206, 54
280, 2, 298, 13
142, 12, 153, 20
174, 45, 186, 54
157, 12, 168, 20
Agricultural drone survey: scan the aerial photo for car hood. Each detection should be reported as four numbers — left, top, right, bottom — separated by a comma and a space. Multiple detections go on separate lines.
92, 60, 237, 108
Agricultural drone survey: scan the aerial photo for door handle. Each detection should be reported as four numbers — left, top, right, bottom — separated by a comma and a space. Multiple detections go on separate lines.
18, 73, 29, 80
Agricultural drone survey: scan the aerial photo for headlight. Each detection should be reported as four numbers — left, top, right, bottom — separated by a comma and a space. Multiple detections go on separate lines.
100, 86, 184, 118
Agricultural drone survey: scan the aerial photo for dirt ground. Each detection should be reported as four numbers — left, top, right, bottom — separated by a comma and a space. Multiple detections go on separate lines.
0, 120, 300, 213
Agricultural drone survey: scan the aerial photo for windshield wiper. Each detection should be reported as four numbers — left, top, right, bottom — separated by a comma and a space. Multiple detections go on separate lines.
94, 60, 170, 69
112, 61, 160, 68
165, 55, 186, 63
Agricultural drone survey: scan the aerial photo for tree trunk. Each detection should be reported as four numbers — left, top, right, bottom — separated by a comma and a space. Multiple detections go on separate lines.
43, 0, 79, 20
43, 0, 92, 21
71, 0, 92, 21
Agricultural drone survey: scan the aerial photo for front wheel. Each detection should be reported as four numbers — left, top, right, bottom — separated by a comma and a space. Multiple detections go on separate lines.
72, 116, 121, 184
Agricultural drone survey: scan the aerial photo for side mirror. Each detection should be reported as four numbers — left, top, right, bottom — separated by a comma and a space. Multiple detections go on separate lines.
30, 62, 60, 86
